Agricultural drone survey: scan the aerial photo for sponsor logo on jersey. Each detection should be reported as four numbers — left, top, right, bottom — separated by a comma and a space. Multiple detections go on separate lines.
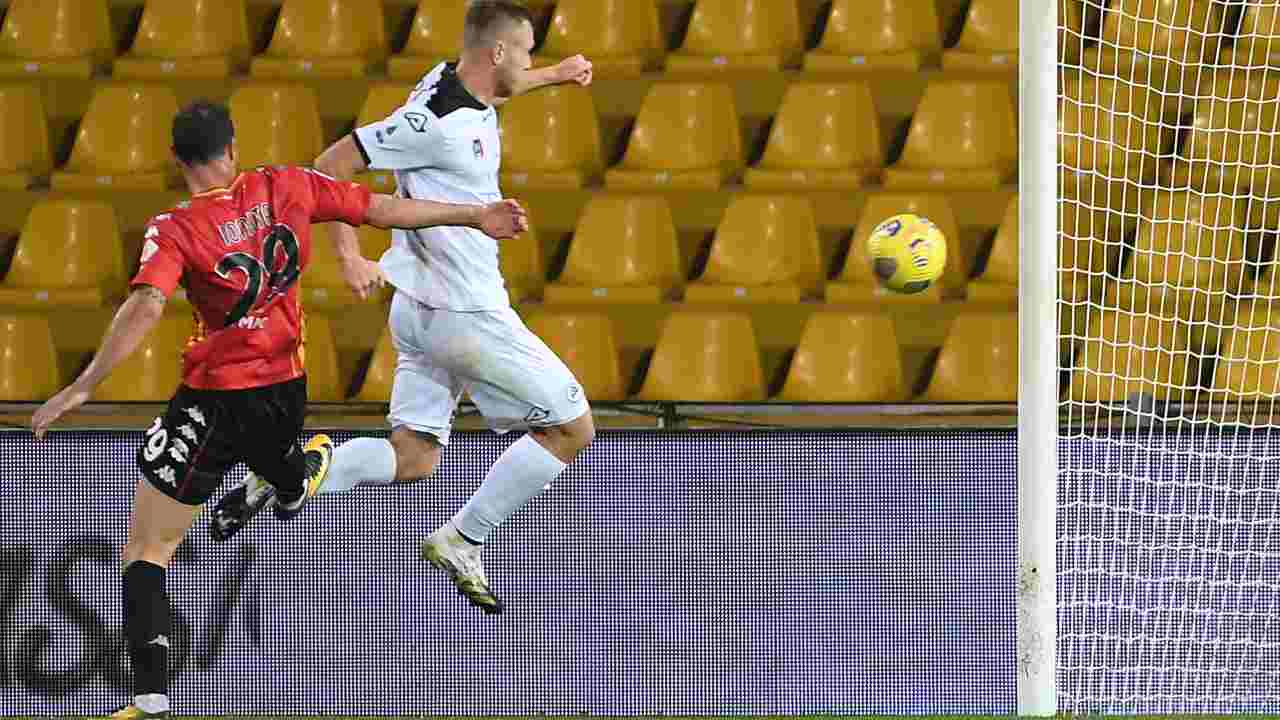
405, 113, 429, 133
140, 239, 160, 264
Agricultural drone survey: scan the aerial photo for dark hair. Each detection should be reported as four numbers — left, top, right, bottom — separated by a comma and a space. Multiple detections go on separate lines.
171, 100, 235, 167
463, 0, 534, 48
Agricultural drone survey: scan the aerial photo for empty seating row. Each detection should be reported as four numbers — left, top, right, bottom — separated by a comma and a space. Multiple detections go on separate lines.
0, 0, 1021, 80
0, 79, 1018, 193
0, 309, 1021, 404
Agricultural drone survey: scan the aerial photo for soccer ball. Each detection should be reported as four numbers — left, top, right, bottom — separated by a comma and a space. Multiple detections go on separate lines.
865, 213, 947, 294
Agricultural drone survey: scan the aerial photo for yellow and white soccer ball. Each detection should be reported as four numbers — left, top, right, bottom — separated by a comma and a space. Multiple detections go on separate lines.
865, 213, 947, 294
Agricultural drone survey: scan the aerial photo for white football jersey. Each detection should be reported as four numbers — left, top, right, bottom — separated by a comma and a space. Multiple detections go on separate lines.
353, 62, 507, 311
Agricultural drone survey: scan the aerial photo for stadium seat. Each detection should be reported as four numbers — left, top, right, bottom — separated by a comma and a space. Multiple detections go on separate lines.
544, 195, 681, 304
1100, 0, 1226, 66
883, 81, 1017, 190
0, 201, 125, 308
353, 328, 396, 402
1231, 2, 1280, 68
1059, 175, 1134, 308
388, 0, 466, 82
685, 195, 822, 303
500, 221, 544, 303
0, 85, 50, 190
744, 82, 882, 190
605, 83, 742, 190
1128, 191, 1250, 296
666, 0, 803, 72
827, 194, 960, 303
114, 0, 250, 79
777, 312, 904, 402
636, 312, 765, 402
1059, 73, 1169, 182
1060, 0, 1085, 65
52, 85, 179, 191
94, 316, 190, 402
1211, 305, 1280, 400
804, 0, 941, 72
302, 313, 344, 401
302, 225, 392, 309
526, 312, 625, 401
943, 0, 1018, 70
0, 0, 113, 79
500, 85, 602, 190
0, 314, 59, 401
1068, 308, 1196, 403
968, 195, 1019, 301
251, 0, 387, 79
539, 0, 664, 77
229, 85, 324, 168
352, 83, 413, 192
922, 312, 1018, 402
1165, 69, 1280, 197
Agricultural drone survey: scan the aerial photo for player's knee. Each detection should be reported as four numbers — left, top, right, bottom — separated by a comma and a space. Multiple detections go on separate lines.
389, 426, 442, 483
535, 412, 594, 461
121, 537, 181, 570
568, 411, 596, 451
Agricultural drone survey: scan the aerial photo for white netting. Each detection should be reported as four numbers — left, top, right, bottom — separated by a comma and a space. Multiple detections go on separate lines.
1058, 0, 1280, 713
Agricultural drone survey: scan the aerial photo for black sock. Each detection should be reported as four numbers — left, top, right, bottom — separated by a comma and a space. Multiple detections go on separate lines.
123, 561, 170, 698
268, 445, 308, 506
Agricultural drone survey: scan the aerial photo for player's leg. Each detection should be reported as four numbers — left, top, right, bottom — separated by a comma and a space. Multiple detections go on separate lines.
421, 307, 593, 614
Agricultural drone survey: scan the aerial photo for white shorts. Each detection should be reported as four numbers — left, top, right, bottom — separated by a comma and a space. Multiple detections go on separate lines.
386, 291, 590, 444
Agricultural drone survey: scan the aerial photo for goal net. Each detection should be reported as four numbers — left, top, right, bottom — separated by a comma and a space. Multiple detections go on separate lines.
1058, 0, 1280, 713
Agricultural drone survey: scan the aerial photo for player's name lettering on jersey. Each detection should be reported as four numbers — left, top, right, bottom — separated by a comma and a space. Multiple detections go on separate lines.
217, 202, 272, 247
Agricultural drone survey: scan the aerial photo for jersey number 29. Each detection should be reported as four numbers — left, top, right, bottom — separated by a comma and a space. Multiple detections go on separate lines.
215, 225, 301, 328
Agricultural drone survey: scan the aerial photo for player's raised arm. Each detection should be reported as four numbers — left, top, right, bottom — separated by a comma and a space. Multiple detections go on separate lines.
502, 55, 593, 101
366, 194, 528, 238
31, 285, 168, 438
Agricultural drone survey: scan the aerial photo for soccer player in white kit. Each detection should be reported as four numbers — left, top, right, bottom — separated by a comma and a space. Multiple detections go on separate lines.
211, 0, 596, 615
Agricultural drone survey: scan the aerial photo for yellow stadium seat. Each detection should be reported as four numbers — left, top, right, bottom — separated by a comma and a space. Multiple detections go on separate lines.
605, 83, 742, 190
969, 195, 1019, 301
1059, 172, 1139, 304
353, 328, 396, 402
0, 314, 59, 401
1069, 308, 1196, 402
685, 195, 822, 303
303, 225, 392, 309
526, 312, 625, 401
500, 85, 602, 190
539, 0, 663, 77
636, 312, 764, 402
1231, 2, 1280, 68
0, 85, 50, 190
302, 313, 344, 401
1128, 191, 1250, 296
943, 0, 1018, 70
804, 0, 940, 72
922, 312, 1018, 402
95, 315, 191, 402
0, 0, 113, 79
1212, 305, 1280, 400
884, 81, 1016, 190
1060, 0, 1085, 65
744, 82, 882, 190
666, 0, 802, 73
500, 221, 544, 303
230, 85, 324, 168
114, 0, 250, 79
545, 195, 681, 304
0, 201, 125, 308
352, 83, 413, 193
388, 0, 466, 82
1164, 69, 1280, 196
1059, 73, 1171, 183
827, 193, 960, 303
777, 312, 904, 402
1100, 0, 1225, 65
52, 85, 179, 192
251, 0, 387, 79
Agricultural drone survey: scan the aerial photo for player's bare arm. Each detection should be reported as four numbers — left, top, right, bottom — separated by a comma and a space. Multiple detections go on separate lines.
502, 55, 593, 101
31, 284, 168, 438
367, 194, 529, 239
315, 136, 385, 300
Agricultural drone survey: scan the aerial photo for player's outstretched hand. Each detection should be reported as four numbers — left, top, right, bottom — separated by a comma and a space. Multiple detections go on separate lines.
556, 55, 593, 87
31, 383, 91, 440
340, 255, 386, 301
477, 199, 529, 240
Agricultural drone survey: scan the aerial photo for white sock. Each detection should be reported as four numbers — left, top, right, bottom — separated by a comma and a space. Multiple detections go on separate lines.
318, 437, 397, 494
134, 693, 169, 713
453, 434, 566, 543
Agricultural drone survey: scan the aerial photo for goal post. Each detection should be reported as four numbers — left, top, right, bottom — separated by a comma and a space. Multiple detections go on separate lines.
1017, 0, 1060, 715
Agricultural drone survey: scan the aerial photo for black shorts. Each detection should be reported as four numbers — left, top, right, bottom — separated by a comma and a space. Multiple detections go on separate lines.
138, 377, 308, 506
